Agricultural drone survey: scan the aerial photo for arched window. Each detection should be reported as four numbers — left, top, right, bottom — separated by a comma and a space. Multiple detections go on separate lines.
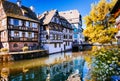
13, 43, 18, 47
24, 43, 28, 46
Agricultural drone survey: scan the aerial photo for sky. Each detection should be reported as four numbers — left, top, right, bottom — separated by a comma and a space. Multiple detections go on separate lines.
9, 0, 99, 28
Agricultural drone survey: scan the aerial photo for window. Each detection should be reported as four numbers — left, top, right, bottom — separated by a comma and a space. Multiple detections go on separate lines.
53, 34, 55, 40
46, 35, 49, 39
64, 35, 65, 39
54, 18, 57, 22
32, 22, 37, 28
11, 31, 14, 37
28, 32, 32, 38
68, 42, 70, 46
13, 43, 18, 47
25, 21, 29, 27
9, 18, 14, 25
56, 35, 58, 40
22, 32, 25, 37
59, 43, 61, 47
19, 20, 22, 26
14, 19, 19, 26
74, 28, 77, 32
74, 34, 77, 38
34, 33, 37, 38
14, 31, 19, 37
54, 43, 57, 48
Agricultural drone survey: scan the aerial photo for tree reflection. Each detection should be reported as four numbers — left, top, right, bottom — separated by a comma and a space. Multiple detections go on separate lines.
0, 67, 9, 81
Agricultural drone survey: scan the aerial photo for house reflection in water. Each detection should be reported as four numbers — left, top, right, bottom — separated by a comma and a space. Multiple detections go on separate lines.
0, 52, 88, 81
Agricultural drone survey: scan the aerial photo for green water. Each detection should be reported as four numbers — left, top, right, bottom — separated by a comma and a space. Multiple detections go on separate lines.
0, 51, 91, 81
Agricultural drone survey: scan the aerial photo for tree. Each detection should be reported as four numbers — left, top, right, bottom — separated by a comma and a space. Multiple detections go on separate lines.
83, 0, 118, 44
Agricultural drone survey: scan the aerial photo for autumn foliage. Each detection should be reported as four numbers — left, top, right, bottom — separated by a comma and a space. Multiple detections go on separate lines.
83, 0, 118, 44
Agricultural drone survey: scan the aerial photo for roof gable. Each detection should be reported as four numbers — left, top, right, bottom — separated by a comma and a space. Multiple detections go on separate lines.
38, 10, 57, 25
1, 1, 38, 22
2, 1, 23, 16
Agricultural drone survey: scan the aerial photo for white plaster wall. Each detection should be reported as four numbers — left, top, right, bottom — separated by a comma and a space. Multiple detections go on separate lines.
66, 42, 72, 50
43, 44, 63, 54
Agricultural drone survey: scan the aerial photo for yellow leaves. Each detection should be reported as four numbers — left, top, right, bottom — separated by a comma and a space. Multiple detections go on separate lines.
83, 0, 117, 44
109, 0, 117, 9
83, 15, 92, 27
92, 46, 98, 51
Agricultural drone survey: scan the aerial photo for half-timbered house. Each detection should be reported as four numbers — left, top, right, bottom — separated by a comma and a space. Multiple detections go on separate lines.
38, 10, 73, 54
0, 0, 39, 51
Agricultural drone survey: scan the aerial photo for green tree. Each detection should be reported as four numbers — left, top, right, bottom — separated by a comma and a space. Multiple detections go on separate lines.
83, 0, 118, 44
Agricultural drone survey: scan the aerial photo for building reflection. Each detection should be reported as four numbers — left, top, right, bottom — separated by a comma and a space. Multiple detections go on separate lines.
0, 52, 87, 81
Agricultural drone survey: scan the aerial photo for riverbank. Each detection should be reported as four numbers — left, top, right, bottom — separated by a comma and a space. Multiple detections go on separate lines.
0, 50, 48, 62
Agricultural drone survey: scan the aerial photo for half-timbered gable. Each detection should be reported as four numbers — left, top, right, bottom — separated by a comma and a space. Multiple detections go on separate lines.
39, 10, 73, 54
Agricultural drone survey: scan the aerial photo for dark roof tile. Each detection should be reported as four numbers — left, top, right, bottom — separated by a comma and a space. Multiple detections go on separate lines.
2, 1, 38, 22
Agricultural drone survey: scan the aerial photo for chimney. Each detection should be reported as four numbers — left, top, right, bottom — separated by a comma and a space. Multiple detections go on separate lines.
30, 6, 34, 11
17, 0, 21, 7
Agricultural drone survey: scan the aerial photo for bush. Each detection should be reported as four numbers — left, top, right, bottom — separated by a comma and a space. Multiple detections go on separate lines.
92, 48, 120, 81
1, 48, 8, 52
92, 46, 98, 51
22, 46, 29, 52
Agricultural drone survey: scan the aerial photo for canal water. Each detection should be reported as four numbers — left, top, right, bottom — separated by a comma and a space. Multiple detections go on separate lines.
0, 51, 91, 81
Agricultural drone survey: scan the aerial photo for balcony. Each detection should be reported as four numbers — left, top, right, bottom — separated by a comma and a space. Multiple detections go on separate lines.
9, 37, 38, 42
8, 25, 38, 32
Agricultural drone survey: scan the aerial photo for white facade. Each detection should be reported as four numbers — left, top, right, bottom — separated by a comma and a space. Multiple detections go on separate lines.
39, 10, 73, 54
59, 10, 85, 44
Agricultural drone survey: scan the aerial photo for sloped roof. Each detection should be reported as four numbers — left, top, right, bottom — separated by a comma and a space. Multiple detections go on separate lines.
2, 1, 38, 22
38, 10, 57, 25
59, 9, 81, 24
2, 0, 23, 16
21, 6, 38, 20
111, 0, 120, 14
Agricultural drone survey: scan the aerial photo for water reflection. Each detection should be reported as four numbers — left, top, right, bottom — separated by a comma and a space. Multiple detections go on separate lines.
0, 51, 90, 81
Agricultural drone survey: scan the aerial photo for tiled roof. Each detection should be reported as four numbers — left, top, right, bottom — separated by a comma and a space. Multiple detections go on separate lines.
2, 1, 23, 16
38, 10, 57, 25
21, 6, 38, 20
59, 10, 81, 24
2, 1, 38, 22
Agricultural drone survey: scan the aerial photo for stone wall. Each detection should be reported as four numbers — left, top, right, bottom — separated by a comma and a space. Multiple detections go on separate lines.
9, 42, 38, 52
